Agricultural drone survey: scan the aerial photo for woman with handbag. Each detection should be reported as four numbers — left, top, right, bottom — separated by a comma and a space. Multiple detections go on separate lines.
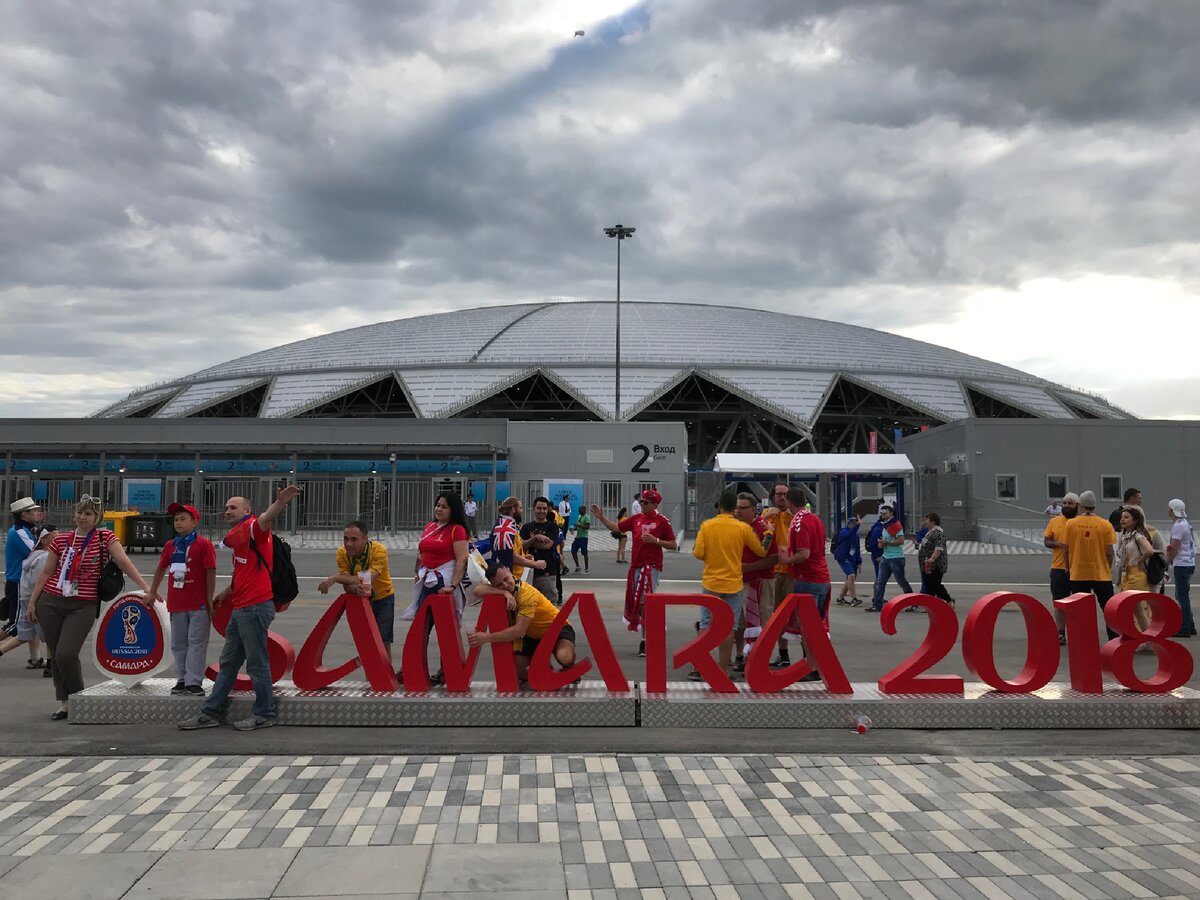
1116, 505, 1157, 653
27, 495, 153, 720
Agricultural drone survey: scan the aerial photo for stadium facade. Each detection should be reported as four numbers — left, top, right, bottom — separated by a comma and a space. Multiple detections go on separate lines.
94, 301, 1128, 467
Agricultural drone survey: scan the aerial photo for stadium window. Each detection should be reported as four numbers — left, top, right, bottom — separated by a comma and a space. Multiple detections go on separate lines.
1047, 475, 1068, 500
1101, 475, 1122, 503
995, 475, 1018, 502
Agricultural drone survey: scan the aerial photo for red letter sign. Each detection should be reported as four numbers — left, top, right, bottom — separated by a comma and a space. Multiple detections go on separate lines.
206, 598, 296, 689
293, 593, 398, 692
744, 593, 851, 693
1101, 591, 1194, 692
643, 593, 737, 693
962, 592, 1058, 692
878, 594, 964, 694
401, 594, 518, 692
527, 592, 629, 692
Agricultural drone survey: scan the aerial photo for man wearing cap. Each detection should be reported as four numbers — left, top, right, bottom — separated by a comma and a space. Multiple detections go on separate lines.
1044, 492, 1080, 645
6, 498, 45, 633
1166, 499, 1196, 638
591, 489, 677, 656
1063, 490, 1118, 639
868, 503, 913, 612
148, 503, 217, 696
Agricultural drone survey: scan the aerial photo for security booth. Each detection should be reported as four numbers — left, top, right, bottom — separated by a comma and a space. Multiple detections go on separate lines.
712, 452, 914, 530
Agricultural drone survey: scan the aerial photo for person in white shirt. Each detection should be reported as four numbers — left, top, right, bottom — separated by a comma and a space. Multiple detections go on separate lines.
1167, 498, 1195, 638
464, 497, 478, 538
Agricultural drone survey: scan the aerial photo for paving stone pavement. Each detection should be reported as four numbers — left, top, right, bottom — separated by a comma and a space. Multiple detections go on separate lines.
0, 753, 1198, 899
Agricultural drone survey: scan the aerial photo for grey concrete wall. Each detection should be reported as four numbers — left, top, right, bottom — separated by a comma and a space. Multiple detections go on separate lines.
901, 419, 1200, 537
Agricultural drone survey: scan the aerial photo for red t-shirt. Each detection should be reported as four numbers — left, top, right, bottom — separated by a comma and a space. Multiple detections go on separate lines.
789, 511, 830, 583
157, 535, 217, 613
742, 517, 773, 584
418, 521, 469, 569
223, 517, 273, 609
42, 529, 117, 601
621, 512, 676, 571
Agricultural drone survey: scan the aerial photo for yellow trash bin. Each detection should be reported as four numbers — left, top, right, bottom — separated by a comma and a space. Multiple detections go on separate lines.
100, 510, 140, 545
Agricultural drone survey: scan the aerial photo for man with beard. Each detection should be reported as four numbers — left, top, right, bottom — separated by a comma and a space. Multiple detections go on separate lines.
1043, 491, 1079, 645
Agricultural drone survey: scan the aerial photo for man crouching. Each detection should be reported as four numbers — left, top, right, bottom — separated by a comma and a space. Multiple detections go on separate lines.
467, 562, 576, 683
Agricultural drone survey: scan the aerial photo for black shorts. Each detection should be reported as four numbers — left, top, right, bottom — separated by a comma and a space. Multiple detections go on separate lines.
519, 623, 576, 658
1049, 568, 1070, 601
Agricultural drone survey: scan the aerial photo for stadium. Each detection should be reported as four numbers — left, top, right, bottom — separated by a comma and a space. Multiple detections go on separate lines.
94, 300, 1127, 467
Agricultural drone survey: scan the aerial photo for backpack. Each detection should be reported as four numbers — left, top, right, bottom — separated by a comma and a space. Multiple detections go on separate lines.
1145, 550, 1168, 586
250, 532, 299, 611
866, 521, 883, 556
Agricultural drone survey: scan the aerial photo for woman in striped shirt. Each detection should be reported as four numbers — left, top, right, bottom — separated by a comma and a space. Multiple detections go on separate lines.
28, 495, 153, 720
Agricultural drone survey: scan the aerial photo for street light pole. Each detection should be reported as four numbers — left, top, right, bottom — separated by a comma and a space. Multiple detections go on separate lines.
603, 224, 635, 420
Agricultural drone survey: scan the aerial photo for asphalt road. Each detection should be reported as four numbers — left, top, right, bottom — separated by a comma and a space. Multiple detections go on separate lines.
5, 548, 1196, 758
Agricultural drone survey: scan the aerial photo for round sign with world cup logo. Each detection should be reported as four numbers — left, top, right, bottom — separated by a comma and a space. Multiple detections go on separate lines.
93, 593, 173, 686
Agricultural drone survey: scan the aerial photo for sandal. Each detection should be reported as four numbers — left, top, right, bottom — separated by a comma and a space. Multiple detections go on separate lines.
26, 657, 46, 669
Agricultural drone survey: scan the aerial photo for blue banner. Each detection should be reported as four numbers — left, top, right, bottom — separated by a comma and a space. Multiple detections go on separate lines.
12, 457, 508, 475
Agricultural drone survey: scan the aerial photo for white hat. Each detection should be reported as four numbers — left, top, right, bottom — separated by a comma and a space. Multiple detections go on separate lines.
1169, 498, 1187, 518
10, 497, 39, 514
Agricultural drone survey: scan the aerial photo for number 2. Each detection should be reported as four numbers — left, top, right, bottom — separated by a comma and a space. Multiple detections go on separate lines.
877, 594, 964, 694
631, 444, 650, 473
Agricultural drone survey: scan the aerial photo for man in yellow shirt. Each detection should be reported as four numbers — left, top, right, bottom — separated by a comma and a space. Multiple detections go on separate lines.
1043, 491, 1079, 645
691, 491, 767, 680
318, 521, 397, 664
1063, 490, 1117, 639
467, 563, 576, 683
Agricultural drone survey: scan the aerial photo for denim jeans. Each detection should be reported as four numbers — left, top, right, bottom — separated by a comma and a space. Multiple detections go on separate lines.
792, 581, 831, 619
203, 600, 276, 720
699, 588, 745, 630
1175, 565, 1195, 632
872, 557, 913, 609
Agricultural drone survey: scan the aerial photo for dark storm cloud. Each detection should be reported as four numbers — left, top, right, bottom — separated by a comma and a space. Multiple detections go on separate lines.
2, 0, 1199, 416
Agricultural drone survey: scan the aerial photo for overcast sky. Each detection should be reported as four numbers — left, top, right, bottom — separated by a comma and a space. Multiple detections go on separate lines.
3, 0, 1199, 419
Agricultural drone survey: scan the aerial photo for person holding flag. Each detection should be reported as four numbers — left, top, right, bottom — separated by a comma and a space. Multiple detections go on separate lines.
868, 503, 913, 612
590, 489, 677, 657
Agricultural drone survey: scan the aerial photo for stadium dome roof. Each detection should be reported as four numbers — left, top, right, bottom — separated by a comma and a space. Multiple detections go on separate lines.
94, 300, 1128, 459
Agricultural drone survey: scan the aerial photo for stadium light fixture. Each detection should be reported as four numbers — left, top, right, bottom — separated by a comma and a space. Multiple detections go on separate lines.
603, 224, 635, 419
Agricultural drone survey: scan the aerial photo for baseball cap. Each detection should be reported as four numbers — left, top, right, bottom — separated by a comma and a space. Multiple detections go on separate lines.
1169, 498, 1187, 518
10, 497, 39, 514
640, 489, 662, 504
167, 503, 201, 520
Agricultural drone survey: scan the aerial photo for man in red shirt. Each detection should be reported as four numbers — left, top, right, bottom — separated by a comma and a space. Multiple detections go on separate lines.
147, 503, 216, 697
179, 484, 299, 732
590, 489, 677, 657
776, 486, 831, 680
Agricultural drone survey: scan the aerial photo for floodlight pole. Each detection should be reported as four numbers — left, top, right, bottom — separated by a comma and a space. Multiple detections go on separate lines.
604, 224, 635, 420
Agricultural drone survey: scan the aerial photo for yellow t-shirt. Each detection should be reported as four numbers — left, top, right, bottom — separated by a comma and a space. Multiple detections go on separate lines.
693, 513, 767, 594
1044, 515, 1069, 572
513, 582, 564, 647
1064, 514, 1116, 582
336, 541, 395, 600
511, 535, 525, 579
765, 508, 792, 575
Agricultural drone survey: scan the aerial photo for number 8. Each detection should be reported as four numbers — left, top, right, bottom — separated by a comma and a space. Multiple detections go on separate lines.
1101, 591, 1194, 693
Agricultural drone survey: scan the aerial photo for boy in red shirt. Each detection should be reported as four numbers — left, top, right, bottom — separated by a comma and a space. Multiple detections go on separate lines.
148, 503, 216, 697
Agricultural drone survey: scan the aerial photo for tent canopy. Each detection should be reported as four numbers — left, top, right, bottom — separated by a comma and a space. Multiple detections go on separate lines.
713, 452, 913, 476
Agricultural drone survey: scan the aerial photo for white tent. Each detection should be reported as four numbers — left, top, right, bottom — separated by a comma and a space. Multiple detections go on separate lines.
713, 453, 913, 476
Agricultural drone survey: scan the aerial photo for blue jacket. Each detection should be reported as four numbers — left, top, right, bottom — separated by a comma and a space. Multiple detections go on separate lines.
866, 519, 885, 560
832, 523, 862, 567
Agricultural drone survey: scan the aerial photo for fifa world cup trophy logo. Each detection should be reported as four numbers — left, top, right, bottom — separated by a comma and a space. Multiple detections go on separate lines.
122, 605, 142, 645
